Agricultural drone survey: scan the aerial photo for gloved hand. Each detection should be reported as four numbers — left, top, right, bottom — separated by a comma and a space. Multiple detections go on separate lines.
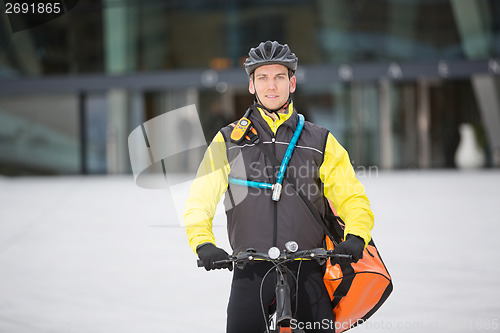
331, 234, 365, 265
196, 243, 233, 271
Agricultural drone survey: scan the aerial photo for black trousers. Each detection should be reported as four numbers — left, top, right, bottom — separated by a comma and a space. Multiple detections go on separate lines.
226, 260, 336, 333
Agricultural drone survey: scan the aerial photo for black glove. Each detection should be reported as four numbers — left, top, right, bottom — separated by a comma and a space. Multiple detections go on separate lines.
331, 234, 365, 265
196, 243, 233, 271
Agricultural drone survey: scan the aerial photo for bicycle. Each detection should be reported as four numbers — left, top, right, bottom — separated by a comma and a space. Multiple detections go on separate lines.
197, 241, 352, 333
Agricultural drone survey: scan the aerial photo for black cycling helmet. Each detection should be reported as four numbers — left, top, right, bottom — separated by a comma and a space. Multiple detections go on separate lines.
244, 41, 298, 76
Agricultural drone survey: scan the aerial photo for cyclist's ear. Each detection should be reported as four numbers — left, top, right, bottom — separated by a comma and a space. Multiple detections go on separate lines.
249, 75, 255, 95
289, 75, 296, 93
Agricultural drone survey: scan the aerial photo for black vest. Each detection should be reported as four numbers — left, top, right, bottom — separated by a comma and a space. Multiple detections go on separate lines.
220, 107, 330, 254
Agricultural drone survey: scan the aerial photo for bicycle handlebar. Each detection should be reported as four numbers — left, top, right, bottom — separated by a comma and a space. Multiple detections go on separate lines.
197, 247, 352, 268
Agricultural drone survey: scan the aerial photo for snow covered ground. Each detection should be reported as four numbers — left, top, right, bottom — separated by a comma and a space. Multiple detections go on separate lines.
1, 170, 499, 333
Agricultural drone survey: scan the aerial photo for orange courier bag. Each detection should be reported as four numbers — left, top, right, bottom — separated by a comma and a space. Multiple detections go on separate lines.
323, 203, 393, 333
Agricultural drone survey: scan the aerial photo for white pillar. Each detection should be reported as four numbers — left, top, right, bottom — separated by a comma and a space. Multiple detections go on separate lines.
107, 89, 129, 174
379, 80, 393, 170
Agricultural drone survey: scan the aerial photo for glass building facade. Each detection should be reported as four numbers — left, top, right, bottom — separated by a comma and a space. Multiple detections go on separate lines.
1, 0, 499, 175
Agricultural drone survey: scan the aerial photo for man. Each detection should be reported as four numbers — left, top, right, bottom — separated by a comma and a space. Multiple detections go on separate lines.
184, 41, 374, 332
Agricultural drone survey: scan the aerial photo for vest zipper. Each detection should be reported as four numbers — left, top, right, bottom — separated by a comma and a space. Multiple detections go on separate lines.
271, 133, 278, 247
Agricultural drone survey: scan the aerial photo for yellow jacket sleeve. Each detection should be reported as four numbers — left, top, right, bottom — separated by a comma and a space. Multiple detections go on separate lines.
319, 133, 374, 246
183, 132, 230, 253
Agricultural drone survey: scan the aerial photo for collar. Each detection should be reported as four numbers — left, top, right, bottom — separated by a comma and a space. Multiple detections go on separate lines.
256, 102, 295, 135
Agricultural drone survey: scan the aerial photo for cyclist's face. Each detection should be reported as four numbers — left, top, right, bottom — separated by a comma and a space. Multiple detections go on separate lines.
249, 64, 296, 111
